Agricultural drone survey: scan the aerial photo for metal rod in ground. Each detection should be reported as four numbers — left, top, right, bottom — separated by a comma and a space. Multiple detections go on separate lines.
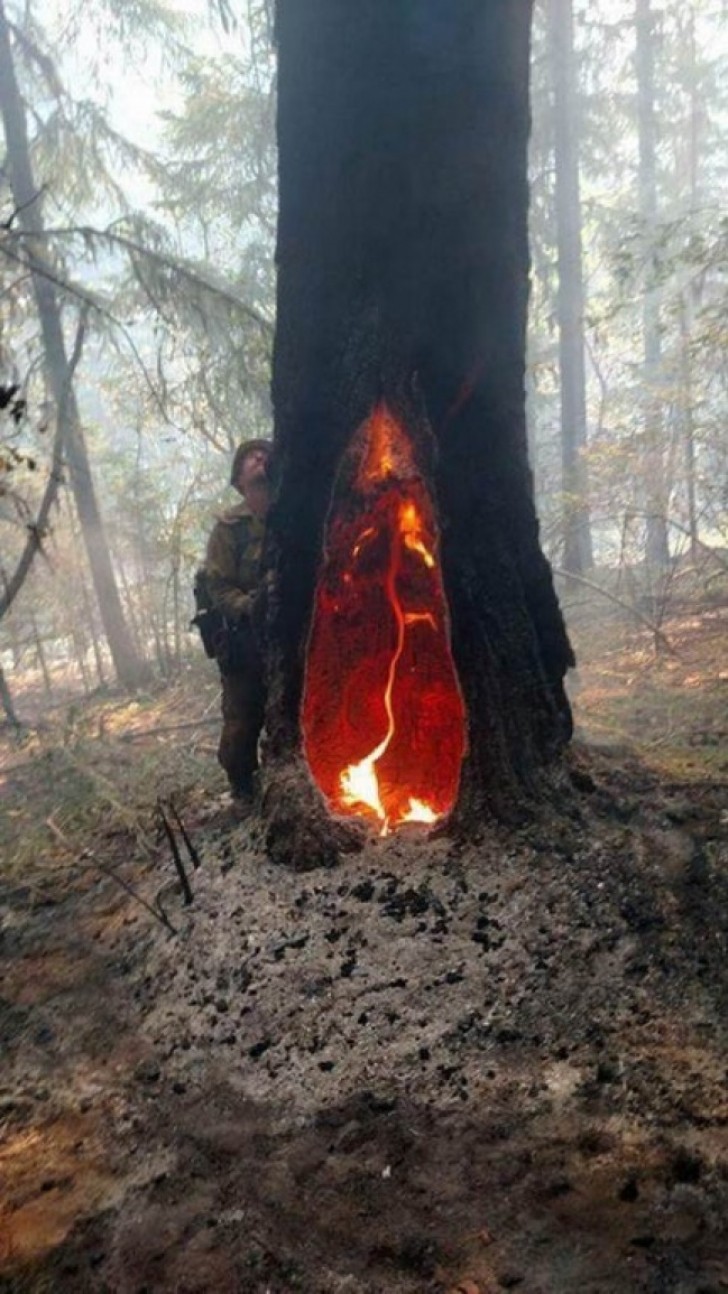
158, 800, 193, 906
169, 797, 202, 870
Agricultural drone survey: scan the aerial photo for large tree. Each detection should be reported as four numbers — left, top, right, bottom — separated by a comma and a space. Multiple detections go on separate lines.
262, 0, 575, 869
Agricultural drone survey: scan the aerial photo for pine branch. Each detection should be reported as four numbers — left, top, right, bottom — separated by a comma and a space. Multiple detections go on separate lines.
4, 222, 275, 333
6, 19, 64, 99
0, 237, 182, 430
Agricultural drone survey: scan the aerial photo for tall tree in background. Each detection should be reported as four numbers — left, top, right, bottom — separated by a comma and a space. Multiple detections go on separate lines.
676, 3, 701, 560
548, 0, 593, 574
636, 0, 670, 567
0, 0, 149, 687
264, 0, 574, 868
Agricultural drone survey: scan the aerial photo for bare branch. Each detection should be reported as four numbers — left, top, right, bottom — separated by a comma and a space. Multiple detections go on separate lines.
0, 237, 182, 430
553, 565, 676, 655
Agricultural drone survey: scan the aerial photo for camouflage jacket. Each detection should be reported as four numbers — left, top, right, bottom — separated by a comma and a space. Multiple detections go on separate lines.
204, 502, 266, 623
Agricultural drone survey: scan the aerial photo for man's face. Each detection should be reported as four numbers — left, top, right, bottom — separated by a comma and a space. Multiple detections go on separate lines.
237, 447, 271, 494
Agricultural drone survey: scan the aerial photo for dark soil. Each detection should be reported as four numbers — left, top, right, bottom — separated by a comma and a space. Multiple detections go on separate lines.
1, 745, 727, 1294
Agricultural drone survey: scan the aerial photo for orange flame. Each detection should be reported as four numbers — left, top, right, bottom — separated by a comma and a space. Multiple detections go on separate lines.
399, 500, 436, 569
302, 403, 465, 833
340, 497, 442, 833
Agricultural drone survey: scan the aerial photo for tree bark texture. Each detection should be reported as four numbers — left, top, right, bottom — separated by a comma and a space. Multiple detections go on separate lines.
265, 0, 575, 867
680, 10, 700, 562
548, 0, 594, 575
0, 1, 149, 689
636, 0, 670, 568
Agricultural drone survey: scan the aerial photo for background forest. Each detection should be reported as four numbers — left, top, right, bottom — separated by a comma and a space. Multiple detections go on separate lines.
1, 7, 727, 1287
0, 0, 726, 721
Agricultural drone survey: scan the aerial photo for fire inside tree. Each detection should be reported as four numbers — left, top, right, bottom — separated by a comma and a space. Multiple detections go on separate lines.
302, 403, 466, 835
262, 1, 575, 869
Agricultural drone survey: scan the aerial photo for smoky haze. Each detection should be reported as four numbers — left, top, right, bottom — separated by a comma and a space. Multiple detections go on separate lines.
0, 0, 725, 754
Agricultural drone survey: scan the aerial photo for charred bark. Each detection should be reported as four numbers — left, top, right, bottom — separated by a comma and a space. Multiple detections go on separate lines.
265, 0, 574, 867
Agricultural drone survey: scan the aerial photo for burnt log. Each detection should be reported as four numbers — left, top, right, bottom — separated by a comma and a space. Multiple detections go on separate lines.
263, 0, 575, 868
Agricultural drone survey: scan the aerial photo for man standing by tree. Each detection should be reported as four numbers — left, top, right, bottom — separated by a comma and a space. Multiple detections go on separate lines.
204, 440, 272, 808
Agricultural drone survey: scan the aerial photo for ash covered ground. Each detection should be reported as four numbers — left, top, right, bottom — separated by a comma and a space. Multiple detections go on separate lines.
2, 750, 728, 1293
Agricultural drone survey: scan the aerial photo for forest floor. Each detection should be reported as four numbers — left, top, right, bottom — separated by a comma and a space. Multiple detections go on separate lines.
1, 588, 727, 1293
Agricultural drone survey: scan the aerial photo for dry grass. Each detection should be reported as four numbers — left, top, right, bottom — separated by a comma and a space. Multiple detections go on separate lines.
568, 597, 728, 780
0, 662, 224, 887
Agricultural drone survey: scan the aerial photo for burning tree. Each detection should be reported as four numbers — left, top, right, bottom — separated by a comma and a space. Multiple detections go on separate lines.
262, 0, 575, 868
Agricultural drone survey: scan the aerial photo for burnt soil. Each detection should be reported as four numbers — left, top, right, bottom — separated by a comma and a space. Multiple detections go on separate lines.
1, 741, 727, 1294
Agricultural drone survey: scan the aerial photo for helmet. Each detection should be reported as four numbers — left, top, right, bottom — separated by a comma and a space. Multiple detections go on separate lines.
230, 438, 273, 489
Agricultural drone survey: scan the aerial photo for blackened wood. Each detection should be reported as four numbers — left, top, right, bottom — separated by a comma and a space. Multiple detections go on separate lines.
158, 801, 194, 906
169, 798, 202, 871
265, 0, 575, 865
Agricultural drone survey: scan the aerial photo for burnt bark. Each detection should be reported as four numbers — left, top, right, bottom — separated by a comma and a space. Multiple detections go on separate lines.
265, 0, 574, 867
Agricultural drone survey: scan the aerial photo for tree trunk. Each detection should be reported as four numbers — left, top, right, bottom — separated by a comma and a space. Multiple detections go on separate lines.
116, 561, 145, 661
64, 492, 108, 687
680, 7, 700, 563
636, 0, 670, 568
679, 295, 699, 562
264, 1, 574, 868
80, 573, 107, 686
548, 0, 594, 575
0, 665, 21, 729
30, 609, 53, 697
0, 1, 150, 689
171, 557, 182, 672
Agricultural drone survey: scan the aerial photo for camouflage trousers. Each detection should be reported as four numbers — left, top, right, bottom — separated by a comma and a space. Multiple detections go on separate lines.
218, 650, 266, 796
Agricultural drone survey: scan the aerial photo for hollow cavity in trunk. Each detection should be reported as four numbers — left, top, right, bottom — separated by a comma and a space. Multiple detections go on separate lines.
302, 403, 466, 835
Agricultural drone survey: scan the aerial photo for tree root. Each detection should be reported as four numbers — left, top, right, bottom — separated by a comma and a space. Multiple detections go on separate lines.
260, 756, 366, 870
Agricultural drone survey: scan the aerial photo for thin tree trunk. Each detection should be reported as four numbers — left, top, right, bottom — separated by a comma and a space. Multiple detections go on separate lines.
0, 2, 149, 688
30, 608, 53, 697
636, 0, 670, 568
8, 615, 23, 670
548, 0, 593, 574
80, 572, 107, 686
0, 665, 21, 728
116, 561, 146, 663
70, 627, 91, 694
63, 490, 108, 685
681, 7, 700, 562
171, 558, 182, 671
679, 297, 699, 561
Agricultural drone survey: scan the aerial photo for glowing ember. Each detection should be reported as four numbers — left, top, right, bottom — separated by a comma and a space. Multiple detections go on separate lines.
402, 798, 439, 825
302, 403, 466, 832
399, 500, 436, 568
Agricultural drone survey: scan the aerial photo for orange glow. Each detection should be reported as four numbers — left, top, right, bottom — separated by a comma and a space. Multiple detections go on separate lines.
302, 403, 466, 834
